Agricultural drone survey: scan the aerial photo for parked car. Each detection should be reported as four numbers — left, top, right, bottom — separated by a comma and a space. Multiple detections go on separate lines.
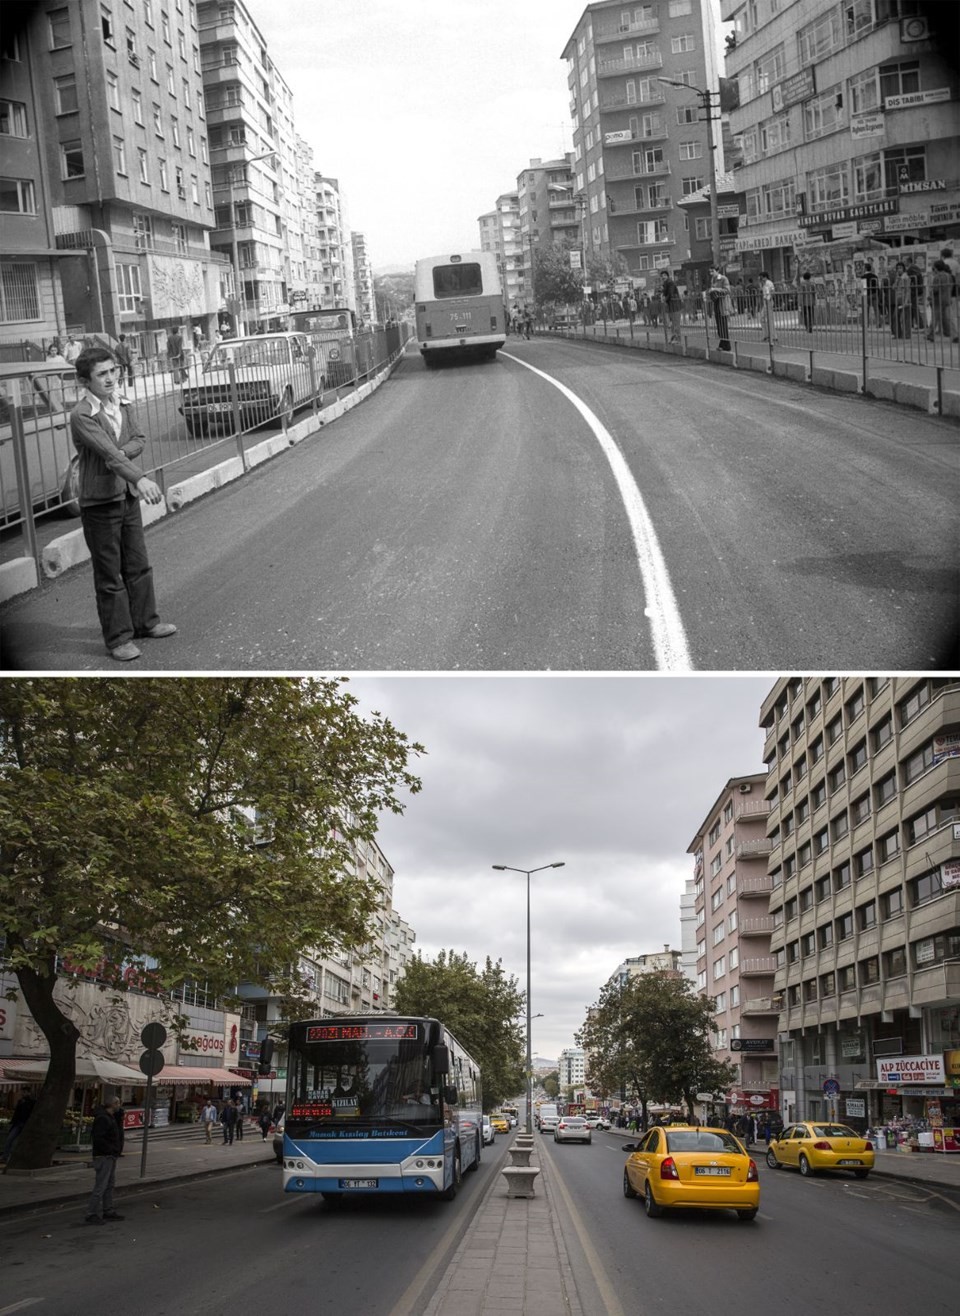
623, 1125, 759, 1221
535, 1103, 560, 1133
554, 1116, 591, 1144
584, 1114, 610, 1131
765, 1122, 874, 1179
0, 363, 81, 523
481, 1115, 495, 1146
180, 332, 321, 439
490, 1113, 510, 1135
272, 1112, 285, 1164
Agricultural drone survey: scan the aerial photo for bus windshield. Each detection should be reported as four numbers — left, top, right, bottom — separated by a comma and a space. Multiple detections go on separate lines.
288, 1025, 440, 1127
432, 263, 483, 298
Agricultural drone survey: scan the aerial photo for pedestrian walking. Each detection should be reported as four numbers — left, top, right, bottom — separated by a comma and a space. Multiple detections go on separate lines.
166, 326, 187, 384
798, 272, 816, 333
759, 271, 776, 341
523, 306, 533, 340
926, 260, 956, 341
200, 1099, 218, 1144
891, 261, 912, 340
258, 1107, 272, 1141
709, 266, 733, 352
272, 1101, 285, 1125
70, 345, 177, 661
863, 260, 881, 327
1, 1089, 36, 1162
85, 1097, 124, 1224
114, 334, 134, 386
234, 1099, 244, 1141
221, 1099, 238, 1145
660, 269, 682, 342
64, 335, 82, 365
114, 1101, 126, 1156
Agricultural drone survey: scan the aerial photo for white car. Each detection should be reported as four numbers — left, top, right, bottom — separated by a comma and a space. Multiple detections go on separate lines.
180, 332, 321, 438
584, 1114, 611, 1131
481, 1115, 495, 1146
554, 1116, 592, 1144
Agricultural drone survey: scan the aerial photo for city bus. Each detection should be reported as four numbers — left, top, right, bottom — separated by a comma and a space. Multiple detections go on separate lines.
279, 1015, 482, 1202
414, 251, 506, 365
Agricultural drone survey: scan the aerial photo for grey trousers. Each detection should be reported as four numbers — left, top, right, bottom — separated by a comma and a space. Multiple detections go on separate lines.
87, 1154, 117, 1217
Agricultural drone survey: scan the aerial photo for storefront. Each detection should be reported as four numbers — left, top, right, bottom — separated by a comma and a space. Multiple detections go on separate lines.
859, 1051, 960, 1152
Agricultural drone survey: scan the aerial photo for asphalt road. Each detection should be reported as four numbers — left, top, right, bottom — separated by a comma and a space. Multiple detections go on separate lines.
540, 1128, 958, 1316
3, 340, 957, 670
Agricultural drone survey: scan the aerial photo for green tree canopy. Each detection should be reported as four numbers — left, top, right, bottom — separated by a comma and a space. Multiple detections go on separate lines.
392, 950, 525, 1112
577, 971, 736, 1123
0, 677, 423, 1168
533, 244, 585, 313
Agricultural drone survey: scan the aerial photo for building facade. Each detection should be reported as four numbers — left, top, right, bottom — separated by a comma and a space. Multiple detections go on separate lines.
314, 174, 353, 312
562, 0, 722, 294
558, 1046, 587, 1092
760, 676, 960, 1134
515, 156, 577, 306
721, 0, 960, 286
688, 774, 780, 1120
351, 231, 375, 325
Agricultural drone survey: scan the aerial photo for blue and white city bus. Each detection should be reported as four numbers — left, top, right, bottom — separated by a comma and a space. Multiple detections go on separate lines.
279, 1015, 482, 1202
414, 251, 506, 365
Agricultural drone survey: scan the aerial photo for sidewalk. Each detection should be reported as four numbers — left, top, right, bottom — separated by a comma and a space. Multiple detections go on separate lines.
0, 1120, 275, 1218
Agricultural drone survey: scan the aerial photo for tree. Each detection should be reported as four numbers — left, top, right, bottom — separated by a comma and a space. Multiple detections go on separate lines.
392, 950, 525, 1111
532, 244, 585, 316
577, 972, 736, 1124
541, 1071, 559, 1100
0, 678, 423, 1168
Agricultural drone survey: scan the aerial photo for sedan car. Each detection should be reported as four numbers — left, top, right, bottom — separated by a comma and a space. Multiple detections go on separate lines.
554, 1116, 592, 1144
180, 332, 321, 438
490, 1114, 510, 1135
765, 1122, 874, 1179
623, 1125, 759, 1221
584, 1114, 611, 1131
481, 1114, 495, 1146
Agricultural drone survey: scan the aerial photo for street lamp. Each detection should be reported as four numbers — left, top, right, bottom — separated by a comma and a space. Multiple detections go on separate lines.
227, 149, 276, 335
658, 77, 721, 269
492, 861, 565, 1133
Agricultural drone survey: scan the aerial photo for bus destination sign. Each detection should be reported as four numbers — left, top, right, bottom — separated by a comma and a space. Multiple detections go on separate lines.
305, 1023, 420, 1043
291, 1102, 334, 1119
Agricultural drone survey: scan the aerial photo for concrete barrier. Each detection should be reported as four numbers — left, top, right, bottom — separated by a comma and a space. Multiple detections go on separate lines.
864, 375, 897, 402
940, 388, 960, 419
501, 1165, 540, 1198
0, 556, 39, 602
832, 370, 861, 394
894, 380, 936, 412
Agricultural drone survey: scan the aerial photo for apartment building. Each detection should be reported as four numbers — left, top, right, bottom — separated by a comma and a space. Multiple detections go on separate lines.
559, 1046, 587, 1092
515, 156, 577, 305
688, 775, 780, 1119
760, 677, 960, 1132
607, 946, 683, 987
294, 133, 324, 308
478, 192, 524, 312
721, 0, 960, 285
315, 174, 353, 312
561, 0, 722, 293
351, 231, 376, 326
2, 0, 226, 354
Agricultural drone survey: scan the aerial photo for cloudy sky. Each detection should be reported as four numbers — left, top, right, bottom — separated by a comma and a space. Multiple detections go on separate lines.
251, 1, 644, 269
347, 675, 773, 1063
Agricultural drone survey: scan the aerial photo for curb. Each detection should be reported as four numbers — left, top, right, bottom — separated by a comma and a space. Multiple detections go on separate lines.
0, 1153, 277, 1219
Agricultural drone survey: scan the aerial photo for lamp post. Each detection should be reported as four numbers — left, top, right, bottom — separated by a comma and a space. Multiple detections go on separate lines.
658, 78, 721, 270
228, 149, 276, 335
492, 861, 565, 1133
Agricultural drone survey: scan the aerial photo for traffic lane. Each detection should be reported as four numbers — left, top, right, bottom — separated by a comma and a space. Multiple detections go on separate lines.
516, 338, 959, 669
1, 350, 655, 671
540, 1132, 957, 1316
0, 1152, 500, 1316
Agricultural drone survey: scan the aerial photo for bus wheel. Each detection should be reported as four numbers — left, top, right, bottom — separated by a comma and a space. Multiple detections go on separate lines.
441, 1148, 462, 1200
467, 1135, 480, 1171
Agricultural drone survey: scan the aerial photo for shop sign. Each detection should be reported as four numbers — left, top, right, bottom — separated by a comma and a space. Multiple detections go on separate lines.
604, 129, 634, 145
771, 67, 815, 113
941, 859, 960, 890
876, 1054, 946, 1084
851, 114, 885, 139
859, 220, 885, 234
735, 229, 807, 252
179, 1029, 225, 1057
717, 204, 741, 218
945, 1050, 960, 1086
900, 179, 948, 194
731, 1038, 775, 1052
885, 87, 951, 110
799, 199, 898, 227
883, 211, 928, 232
841, 1036, 864, 1058
932, 731, 960, 764
929, 202, 960, 224
831, 222, 858, 239
845, 1098, 866, 1118
954, 823, 960, 841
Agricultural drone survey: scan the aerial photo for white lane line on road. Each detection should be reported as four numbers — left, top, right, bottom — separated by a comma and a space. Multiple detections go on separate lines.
502, 352, 692, 671
0, 1301, 45, 1314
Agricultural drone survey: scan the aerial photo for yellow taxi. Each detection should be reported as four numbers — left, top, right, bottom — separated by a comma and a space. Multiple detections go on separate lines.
490, 1113, 510, 1135
623, 1125, 759, 1222
765, 1122, 874, 1179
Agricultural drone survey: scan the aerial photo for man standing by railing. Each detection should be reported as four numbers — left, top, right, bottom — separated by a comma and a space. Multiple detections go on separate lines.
660, 269, 682, 344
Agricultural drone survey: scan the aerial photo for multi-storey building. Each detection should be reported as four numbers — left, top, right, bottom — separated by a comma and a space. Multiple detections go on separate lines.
199, 0, 289, 333
561, 0, 722, 295
351, 231, 375, 326
515, 156, 577, 305
688, 774, 780, 1121
2, 0, 226, 355
315, 174, 353, 312
721, 0, 960, 285
760, 676, 960, 1133
607, 945, 683, 987
294, 133, 323, 309
559, 1046, 587, 1093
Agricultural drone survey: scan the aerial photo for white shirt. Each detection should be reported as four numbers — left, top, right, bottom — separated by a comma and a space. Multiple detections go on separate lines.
82, 388, 131, 442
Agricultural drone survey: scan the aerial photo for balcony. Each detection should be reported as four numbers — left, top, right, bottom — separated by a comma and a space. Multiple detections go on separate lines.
600, 91, 664, 112
737, 838, 773, 860
740, 957, 777, 976
610, 199, 673, 217
736, 798, 770, 821
740, 915, 775, 935
607, 160, 671, 181
598, 53, 664, 76
740, 995, 783, 1015
604, 126, 669, 147
740, 875, 773, 896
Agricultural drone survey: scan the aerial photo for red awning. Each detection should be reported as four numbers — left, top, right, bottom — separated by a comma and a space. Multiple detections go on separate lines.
152, 1066, 252, 1087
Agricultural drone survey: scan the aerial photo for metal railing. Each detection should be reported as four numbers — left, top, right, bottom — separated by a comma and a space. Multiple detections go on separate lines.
1, 324, 409, 572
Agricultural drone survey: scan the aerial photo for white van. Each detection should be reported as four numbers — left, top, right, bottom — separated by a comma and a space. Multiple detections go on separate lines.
536, 1103, 560, 1133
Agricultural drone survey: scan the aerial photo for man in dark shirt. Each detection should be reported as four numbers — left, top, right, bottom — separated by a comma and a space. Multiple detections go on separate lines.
86, 1097, 125, 1224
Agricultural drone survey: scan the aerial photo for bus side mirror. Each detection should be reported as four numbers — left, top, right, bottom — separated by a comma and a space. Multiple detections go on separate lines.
258, 1038, 274, 1074
432, 1044, 450, 1076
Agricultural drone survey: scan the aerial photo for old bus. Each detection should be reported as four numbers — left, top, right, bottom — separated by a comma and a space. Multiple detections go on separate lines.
414, 251, 506, 365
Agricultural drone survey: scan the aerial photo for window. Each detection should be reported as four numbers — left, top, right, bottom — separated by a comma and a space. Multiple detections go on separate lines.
126, 28, 138, 63
884, 946, 906, 977
882, 888, 904, 919
187, 126, 195, 157
808, 162, 849, 214
159, 157, 168, 190
49, 7, 72, 48
166, 64, 175, 93
713, 923, 725, 945
846, 0, 874, 38
837, 912, 853, 941
815, 875, 831, 903
113, 136, 127, 175
846, 687, 865, 722
798, 9, 842, 64
671, 34, 695, 52
875, 771, 897, 807
785, 896, 798, 922
713, 955, 726, 980
909, 800, 959, 844
798, 840, 812, 867
761, 116, 791, 154
172, 221, 187, 253
171, 117, 180, 148
859, 956, 880, 985
153, 104, 163, 136
834, 861, 851, 892
814, 826, 829, 856
819, 923, 834, 949
899, 682, 930, 726
910, 869, 943, 907
175, 166, 185, 198
903, 741, 935, 785
872, 715, 893, 751
54, 74, 79, 116
730, 984, 739, 1006
137, 148, 149, 182
878, 829, 900, 862
161, 11, 171, 43
183, 79, 191, 109
711, 886, 724, 911
0, 261, 41, 320
858, 900, 877, 930
679, 140, 702, 160
132, 211, 154, 248
762, 178, 795, 216
107, 70, 120, 111
60, 140, 85, 179
800, 886, 813, 911
803, 978, 818, 1003
880, 61, 921, 102
0, 101, 28, 137
190, 175, 199, 203
116, 261, 142, 312
912, 929, 960, 968
668, 0, 692, 14
828, 761, 846, 792
832, 812, 849, 842
855, 846, 874, 878
820, 971, 835, 998
709, 820, 722, 846
148, 46, 158, 80
801, 932, 815, 957
728, 909, 738, 933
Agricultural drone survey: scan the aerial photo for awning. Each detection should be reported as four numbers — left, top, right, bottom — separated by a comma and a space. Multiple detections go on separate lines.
150, 1066, 252, 1087
2, 1053, 145, 1083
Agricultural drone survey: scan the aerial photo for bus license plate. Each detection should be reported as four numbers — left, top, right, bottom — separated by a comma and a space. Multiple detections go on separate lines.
694, 1166, 731, 1176
339, 1178, 378, 1188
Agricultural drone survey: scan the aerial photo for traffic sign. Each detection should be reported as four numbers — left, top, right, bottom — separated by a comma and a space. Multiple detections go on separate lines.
822, 1077, 840, 1096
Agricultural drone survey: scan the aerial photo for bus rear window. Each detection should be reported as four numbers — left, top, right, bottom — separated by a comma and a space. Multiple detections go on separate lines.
433, 263, 483, 298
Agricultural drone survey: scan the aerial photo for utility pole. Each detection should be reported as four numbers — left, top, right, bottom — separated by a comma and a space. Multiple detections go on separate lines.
659, 80, 722, 269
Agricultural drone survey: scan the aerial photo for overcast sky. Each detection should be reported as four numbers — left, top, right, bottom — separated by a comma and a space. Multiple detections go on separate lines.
252, 1, 637, 270
347, 676, 772, 1064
